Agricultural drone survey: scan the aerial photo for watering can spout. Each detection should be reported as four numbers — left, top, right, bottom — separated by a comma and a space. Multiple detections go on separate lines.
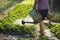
21, 20, 35, 25
22, 20, 25, 25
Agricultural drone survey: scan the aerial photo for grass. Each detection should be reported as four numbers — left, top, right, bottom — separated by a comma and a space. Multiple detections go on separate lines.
17, 36, 53, 40
52, 11, 60, 22
21, 0, 34, 5
0, 0, 24, 13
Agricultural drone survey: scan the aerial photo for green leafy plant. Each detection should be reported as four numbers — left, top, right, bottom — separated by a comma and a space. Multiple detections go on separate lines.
17, 36, 52, 40
0, 4, 33, 25
52, 12, 60, 22
50, 23, 60, 39
0, 4, 33, 35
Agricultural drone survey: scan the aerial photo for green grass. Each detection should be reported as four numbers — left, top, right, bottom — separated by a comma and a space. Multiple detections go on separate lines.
49, 23, 60, 39
0, 0, 23, 8
0, 0, 33, 35
17, 36, 53, 40
0, 0, 24, 13
52, 11, 60, 22
0, 2, 34, 35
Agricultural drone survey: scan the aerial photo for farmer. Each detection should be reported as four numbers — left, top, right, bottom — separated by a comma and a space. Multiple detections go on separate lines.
33, 0, 49, 36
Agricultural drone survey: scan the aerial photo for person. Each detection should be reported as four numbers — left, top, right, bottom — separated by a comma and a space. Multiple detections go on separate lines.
33, 0, 49, 36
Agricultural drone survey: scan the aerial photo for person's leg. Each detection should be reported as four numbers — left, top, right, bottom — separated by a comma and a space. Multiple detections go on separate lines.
39, 9, 48, 20
38, 9, 48, 36
39, 21, 45, 36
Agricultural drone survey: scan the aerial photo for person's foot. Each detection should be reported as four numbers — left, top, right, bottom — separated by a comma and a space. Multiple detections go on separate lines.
39, 31, 45, 36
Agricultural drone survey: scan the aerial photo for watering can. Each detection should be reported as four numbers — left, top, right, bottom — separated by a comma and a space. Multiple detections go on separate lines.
21, 9, 55, 25
22, 9, 42, 25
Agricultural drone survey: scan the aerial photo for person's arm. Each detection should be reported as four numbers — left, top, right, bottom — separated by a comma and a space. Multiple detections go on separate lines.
33, 0, 36, 9
33, 0, 41, 10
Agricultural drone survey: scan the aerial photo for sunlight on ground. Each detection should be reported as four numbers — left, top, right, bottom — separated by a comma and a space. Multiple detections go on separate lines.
21, 0, 34, 5
51, 22, 60, 25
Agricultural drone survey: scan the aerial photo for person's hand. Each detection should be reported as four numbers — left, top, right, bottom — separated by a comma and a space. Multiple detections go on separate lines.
35, 5, 38, 10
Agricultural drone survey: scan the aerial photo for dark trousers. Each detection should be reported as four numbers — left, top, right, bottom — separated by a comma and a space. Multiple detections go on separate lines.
38, 9, 48, 20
